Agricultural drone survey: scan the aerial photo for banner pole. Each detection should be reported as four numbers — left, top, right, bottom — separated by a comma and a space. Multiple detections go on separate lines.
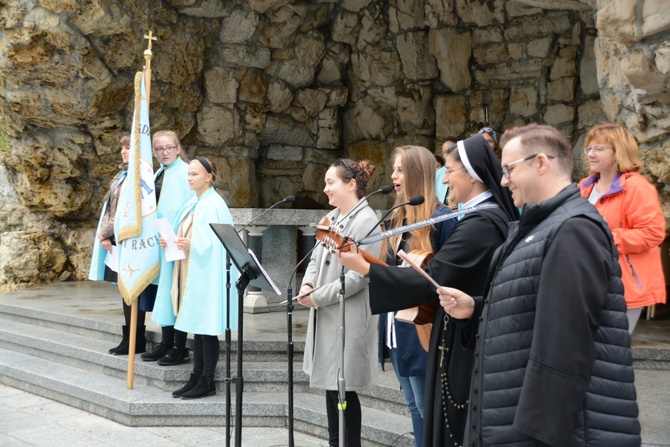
143, 30, 155, 106
127, 300, 138, 389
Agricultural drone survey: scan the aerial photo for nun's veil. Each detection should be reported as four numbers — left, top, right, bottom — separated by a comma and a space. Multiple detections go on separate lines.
455, 134, 519, 221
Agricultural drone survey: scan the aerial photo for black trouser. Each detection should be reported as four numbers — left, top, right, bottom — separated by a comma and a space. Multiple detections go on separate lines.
122, 300, 145, 328
159, 325, 187, 349
326, 390, 361, 447
192, 334, 219, 377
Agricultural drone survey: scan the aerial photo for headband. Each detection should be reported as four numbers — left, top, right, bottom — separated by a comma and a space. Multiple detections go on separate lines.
196, 157, 212, 174
457, 140, 484, 183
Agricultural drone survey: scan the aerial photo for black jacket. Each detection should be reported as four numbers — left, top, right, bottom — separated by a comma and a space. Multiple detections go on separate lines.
465, 185, 640, 447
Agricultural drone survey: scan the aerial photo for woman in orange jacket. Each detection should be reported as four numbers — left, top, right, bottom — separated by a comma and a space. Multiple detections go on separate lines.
578, 123, 666, 333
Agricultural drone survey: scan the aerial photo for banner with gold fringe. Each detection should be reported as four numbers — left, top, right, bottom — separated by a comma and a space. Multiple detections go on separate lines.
114, 70, 159, 305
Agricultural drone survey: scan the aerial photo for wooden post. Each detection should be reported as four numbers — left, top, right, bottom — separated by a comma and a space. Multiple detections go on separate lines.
127, 300, 138, 388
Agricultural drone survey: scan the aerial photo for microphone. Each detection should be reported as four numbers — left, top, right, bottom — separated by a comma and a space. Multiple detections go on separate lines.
237, 195, 295, 234
357, 194, 424, 246
332, 185, 394, 231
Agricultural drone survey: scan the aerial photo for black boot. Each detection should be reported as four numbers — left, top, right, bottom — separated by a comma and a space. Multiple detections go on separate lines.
142, 326, 174, 362
157, 347, 191, 366
113, 326, 147, 355
136, 325, 147, 354
180, 375, 215, 400
108, 326, 129, 354
142, 343, 171, 361
172, 373, 200, 398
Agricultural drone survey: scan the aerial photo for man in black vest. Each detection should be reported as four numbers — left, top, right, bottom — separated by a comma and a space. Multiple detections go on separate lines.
439, 124, 641, 446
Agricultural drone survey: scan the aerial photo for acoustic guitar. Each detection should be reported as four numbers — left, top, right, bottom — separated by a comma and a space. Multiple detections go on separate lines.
313, 216, 388, 266
394, 250, 438, 351
314, 217, 438, 351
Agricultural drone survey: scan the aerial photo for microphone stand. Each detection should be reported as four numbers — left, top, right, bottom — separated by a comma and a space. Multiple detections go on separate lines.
281, 186, 392, 447
224, 195, 295, 447
237, 195, 296, 234
331, 190, 391, 447
357, 194, 425, 245
225, 250, 233, 447
328, 185, 393, 236
282, 242, 321, 447
337, 264, 346, 447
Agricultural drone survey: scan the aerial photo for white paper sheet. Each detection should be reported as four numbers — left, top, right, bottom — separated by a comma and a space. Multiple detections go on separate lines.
154, 218, 186, 262
104, 245, 118, 272
248, 249, 281, 295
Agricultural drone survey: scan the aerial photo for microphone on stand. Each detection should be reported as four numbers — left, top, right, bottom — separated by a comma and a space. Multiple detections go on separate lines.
357, 194, 424, 246
223, 193, 293, 447
331, 185, 393, 231
237, 195, 295, 234
282, 185, 391, 447
282, 239, 322, 447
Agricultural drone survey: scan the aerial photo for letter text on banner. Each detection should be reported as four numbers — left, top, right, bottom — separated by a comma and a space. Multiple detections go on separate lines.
114, 71, 160, 305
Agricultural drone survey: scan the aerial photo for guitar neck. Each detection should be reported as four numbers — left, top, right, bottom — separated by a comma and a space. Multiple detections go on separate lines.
360, 248, 388, 266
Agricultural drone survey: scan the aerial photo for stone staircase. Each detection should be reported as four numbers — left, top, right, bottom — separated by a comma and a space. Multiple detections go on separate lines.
0, 283, 415, 447
1, 282, 669, 447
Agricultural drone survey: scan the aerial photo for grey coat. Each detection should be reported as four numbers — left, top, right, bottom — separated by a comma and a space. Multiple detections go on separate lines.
302, 199, 381, 391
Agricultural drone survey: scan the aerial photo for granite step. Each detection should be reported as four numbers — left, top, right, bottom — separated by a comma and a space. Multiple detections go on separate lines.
0, 311, 408, 413
0, 300, 305, 363
1, 282, 669, 446
0, 347, 415, 446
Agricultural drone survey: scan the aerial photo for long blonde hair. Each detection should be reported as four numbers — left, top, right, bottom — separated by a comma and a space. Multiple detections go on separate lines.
381, 145, 440, 258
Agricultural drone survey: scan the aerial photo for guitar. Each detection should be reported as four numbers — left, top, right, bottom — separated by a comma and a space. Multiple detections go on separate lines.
314, 217, 438, 351
314, 216, 387, 266
395, 250, 438, 352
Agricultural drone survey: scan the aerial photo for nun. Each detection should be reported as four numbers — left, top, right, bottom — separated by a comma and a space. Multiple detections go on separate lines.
338, 134, 518, 447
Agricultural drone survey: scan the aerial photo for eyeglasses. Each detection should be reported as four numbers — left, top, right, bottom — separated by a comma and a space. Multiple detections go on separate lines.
583, 145, 613, 155
154, 145, 177, 154
502, 153, 555, 179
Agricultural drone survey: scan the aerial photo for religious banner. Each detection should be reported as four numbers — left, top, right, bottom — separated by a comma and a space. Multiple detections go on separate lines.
114, 70, 160, 304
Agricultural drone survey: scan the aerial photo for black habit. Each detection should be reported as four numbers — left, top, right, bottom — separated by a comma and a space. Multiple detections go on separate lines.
367, 135, 518, 447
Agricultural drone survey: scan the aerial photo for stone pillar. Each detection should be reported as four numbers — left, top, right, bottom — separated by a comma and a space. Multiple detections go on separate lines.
296, 225, 318, 292
261, 225, 298, 308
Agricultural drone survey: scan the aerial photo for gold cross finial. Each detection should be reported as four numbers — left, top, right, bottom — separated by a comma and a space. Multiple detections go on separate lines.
144, 31, 157, 52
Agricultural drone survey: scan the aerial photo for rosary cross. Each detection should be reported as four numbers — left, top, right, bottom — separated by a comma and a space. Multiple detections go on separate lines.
438, 313, 450, 367
438, 343, 449, 368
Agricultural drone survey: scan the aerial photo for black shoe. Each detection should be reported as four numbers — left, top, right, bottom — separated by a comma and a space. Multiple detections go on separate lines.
141, 343, 172, 362
181, 375, 215, 400
112, 326, 147, 355
108, 326, 129, 354
157, 347, 191, 366
172, 373, 200, 398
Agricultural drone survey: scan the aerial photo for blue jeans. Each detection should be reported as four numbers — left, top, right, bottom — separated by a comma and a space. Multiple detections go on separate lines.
388, 347, 425, 447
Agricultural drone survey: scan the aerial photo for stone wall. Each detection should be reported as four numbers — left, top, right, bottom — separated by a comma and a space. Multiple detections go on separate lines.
0, 0, 668, 291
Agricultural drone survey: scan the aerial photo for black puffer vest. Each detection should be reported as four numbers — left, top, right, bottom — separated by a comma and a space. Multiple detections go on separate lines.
467, 185, 640, 446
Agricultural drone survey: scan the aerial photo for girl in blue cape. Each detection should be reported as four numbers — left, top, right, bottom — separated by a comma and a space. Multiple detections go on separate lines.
156, 157, 238, 399
142, 130, 195, 366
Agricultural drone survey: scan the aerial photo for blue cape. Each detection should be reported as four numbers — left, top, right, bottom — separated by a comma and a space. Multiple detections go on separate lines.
154, 187, 239, 334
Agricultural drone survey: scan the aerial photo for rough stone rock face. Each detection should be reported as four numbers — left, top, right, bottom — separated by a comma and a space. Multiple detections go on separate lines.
0, 0, 668, 291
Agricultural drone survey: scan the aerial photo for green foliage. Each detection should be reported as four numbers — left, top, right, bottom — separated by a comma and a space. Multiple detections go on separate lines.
0, 135, 6, 152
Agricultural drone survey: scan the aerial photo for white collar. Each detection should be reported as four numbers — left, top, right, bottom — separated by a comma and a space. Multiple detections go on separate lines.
462, 190, 492, 209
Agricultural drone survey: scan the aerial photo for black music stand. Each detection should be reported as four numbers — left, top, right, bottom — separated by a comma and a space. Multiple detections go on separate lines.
210, 223, 281, 447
